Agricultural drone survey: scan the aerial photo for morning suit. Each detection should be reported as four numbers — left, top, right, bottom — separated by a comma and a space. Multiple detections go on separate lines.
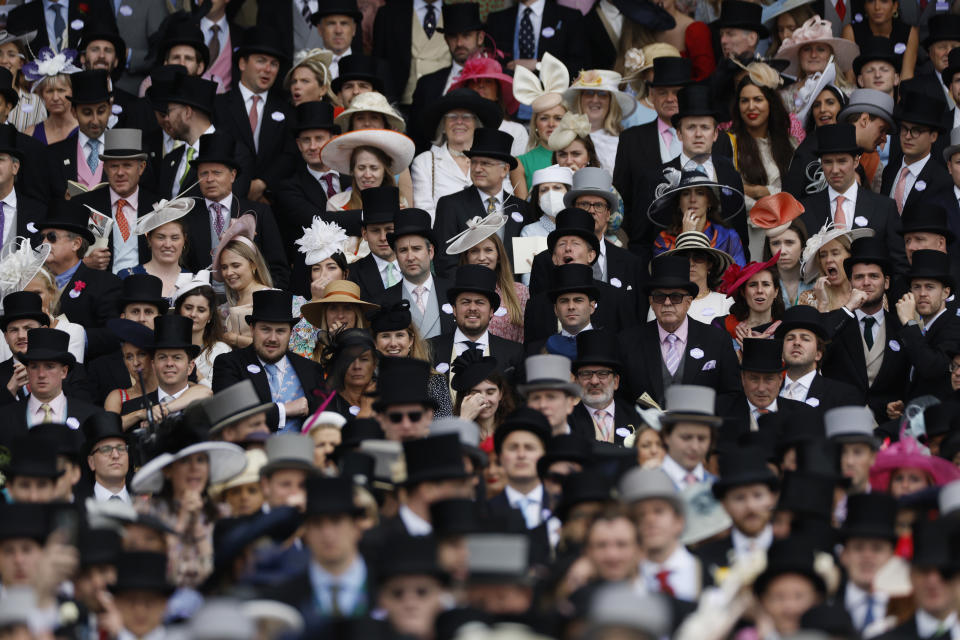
348, 254, 391, 304
377, 277, 456, 339
523, 281, 638, 346
0, 358, 95, 406
153, 140, 253, 201
72, 185, 160, 273
1, 187, 48, 239
898, 307, 960, 401
528, 240, 648, 304
781, 371, 866, 413
880, 153, 954, 213
8, 395, 102, 439
7, 0, 116, 52
428, 332, 525, 383
45, 131, 103, 198
568, 396, 643, 446
371, 0, 446, 103
484, 0, 587, 76
56, 262, 122, 360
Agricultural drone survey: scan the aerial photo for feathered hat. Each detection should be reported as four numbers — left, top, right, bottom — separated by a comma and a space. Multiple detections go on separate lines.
295, 218, 349, 266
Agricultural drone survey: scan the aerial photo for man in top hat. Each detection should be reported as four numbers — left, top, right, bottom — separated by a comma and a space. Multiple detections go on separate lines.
715, 0, 767, 58
777, 305, 864, 412
184, 131, 289, 288
82, 412, 131, 503
519, 354, 590, 441
894, 249, 960, 401
143, 315, 211, 409
27, 422, 84, 503
0, 503, 54, 590
655, 385, 720, 490
6, 0, 115, 54
110, 551, 175, 640
0, 67, 53, 205
821, 238, 911, 423
213, 290, 324, 433
195, 0, 243, 93
798, 124, 907, 274
487, 407, 552, 529
568, 330, 641, 445
429, 264, 524, 384
348, 187, 400, 302
736, 338, 817, 434
854, 37, 902, 98
374, 357, 438, 441
618, 256, 741, 415
433, 127, 528, 278
375, 535, 449, 637
942, 49, 960, 135
213, 26, 295, 203
524, 263, 600, 356
483, 0, 586, 78
310, 0, 364, 80
204, 379, 273, 444
259, 433, 316, 514
933, 126, 960, 271
44, 70, 114, 197
5, 432, 64, 503
73, 128, 161, 275
254, 0, 324, 65
0, 123, 47, 244
332, 54, 390, 107
378, 208, 454, 339
899, 14, 960, 108
155, 19, 209, 81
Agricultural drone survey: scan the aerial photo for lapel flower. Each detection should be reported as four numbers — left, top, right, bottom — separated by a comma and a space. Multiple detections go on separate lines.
73, 281, 86, 292
78, 3, 90, 14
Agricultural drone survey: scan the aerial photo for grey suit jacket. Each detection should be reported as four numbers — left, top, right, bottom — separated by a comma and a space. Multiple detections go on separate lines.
114, 0, 168, 94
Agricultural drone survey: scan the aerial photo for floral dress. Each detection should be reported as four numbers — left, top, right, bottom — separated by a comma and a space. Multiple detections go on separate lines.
488, 282, 530, 343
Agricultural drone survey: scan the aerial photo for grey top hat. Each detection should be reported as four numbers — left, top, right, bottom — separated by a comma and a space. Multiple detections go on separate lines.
204, 379, 274, 434
466, 533, 530, 581
943, 126, 960, 163
938, 478, 960, 516
661, 384, 723, 427
824, 405, 879, 449
563, 166, 618, 211
260, 434, 316, 476
680, 482, 732, 546
430, 416, 488, 466
588, 583, 672, 637
618, 468, 684, 515
838, 89, 897, 134
99, 128, 148, 160
517, 354, 582, 398
188, 598, 257, 640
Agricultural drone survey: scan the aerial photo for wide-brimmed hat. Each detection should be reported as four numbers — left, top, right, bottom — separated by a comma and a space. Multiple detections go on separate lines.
463, 127, 517, 169
0, 68, 18, 109
776, 17, 859, 75
130, 440, 246, 494
19, 328, 75, 367
800, 221, 874, 282
922, 13, 960, 49
0, 291, 48, 331
753, 537, 827, 597
234, 25, 287, 63
330, 54, 387, 95
373, 357, 437, 411
106, 318, 154, 349
547, 208, 601, 260
646, 56, 692, 87
571, 329, 622, 373
750, 192, 805, 238
719, 252, 781, 299
119, 273, 169, 314
775, 304, 828, 340
40, 199, 96, 244
714, 0, 769, 38
310, 0, 362, 24
68, 69, 111, 104
99, 128, 147, 161
165, 72, 217, 116
647, 169, 744, 226
824, 405, 879, 449
712, 446, 779, 498
661, 385, 723, 428
388, 208, 435, 247
211, 213, 257, 283
445, 211, 508, 255
493, 407, 551, 454
151, 314, 200, 358
658, 230, 735, 280
403, 433, 470, 486
681, 481, 733, 546
195, 131, 242, 170
563, 69, 637, 118
245, 289, 298, 325
200, 380, 274, 435
906, 249, 955, 289
446, 264, 501, 309
643, 254, 698, 297
739, 338, 786, 373
548, 263, 599, 302
854, 36, 902, 77
838, 89, 897, 135
320, 128, 415, 175
301, 280, 379, 327
563, 167, 618, 212
135, 197, 195, 238
943, 125, 960, 163
449, 58, 519, 115
81, 412, 129, 456
513, 51, 570, 113
518, 354, 582, 397
869, 433, 960, 492
334, 91, 406, 132
110, 552, 175, 595
292, 100, 339, 134
895, 91, 948, 131
619, 468, 684, 513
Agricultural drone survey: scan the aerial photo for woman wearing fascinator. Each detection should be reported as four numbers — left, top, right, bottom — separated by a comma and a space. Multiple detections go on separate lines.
118, 197, 194, 299
318, 327, 379, 419
450, 348, 514, 445
513, 52, 570, 191
172, 271, 228, 389
562, 69, 637, 174
21, 47, 82, 143
798, 221, 874, 311
0, 30, 46, 132
284, 48, 339, 108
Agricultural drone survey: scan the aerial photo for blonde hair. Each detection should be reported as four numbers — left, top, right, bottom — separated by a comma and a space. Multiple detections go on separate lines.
284, 58, 342, 108
527, 103, 568, 152
31, 266, 61, 317
457, 234, 524, 326
571, 91, 624, 136
220, 239, 273, 306
34, 73, 71, 96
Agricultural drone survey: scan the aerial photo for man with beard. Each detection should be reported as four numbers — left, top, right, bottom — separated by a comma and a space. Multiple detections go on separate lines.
77, 23, 154, 132
568, 330, 640, 446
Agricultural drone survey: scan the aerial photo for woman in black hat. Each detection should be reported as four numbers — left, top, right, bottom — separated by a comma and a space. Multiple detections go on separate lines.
21, 51, 80, 144
319, 327, 379, 419
841, 0, 918, 80
451, 349, 515, 446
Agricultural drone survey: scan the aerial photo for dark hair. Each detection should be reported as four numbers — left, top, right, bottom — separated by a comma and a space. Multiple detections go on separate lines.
728, 265, 785, 322
667, 187, 723, 236
453, 371, 516, 428
762, 219, 809, 261
550, 135, 601, 169
146, 219, 189, 268
174, 285, 225, 352
805, 85, 847, 133
730, 76, 794, 186
527, 182, 571, 218
685, 249, 726, 290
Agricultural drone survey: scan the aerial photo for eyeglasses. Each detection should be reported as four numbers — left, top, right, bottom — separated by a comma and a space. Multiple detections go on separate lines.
901, 125, 931, 138
579, 90, 609, 98
576, 201, 610, 213
444, 112, 477, 123
94, 444, 129, 456
576, 369, 615, 381
650, 292, 688, 304
949, 362, 960, 373
41, 231, 60, 243
386, 410, 423, 424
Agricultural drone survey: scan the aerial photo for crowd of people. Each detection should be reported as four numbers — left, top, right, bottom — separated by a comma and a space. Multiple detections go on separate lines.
0, 0, 959, 639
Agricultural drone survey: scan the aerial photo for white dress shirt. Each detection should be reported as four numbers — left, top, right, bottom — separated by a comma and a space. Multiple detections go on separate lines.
855, 308, 884, 346
827, 182, 858, 227
205, 193, 234, 244
504, 483, 545, 529
110, 188, 140, 273
404, 274, 435, 309
398, 504, 433, 536
174, 124, 215, 198
93, 482, 131, 504
844, 581, 889, 633
659, 454, 705, 490
560, 322, 593, 338
329, 47, 352, 79
157, 385, 189, 404
44, 0, 69, 51
453, 328, 490, 356
414, 0, 443, 27
781, 369, 817, 401
639, 545, 701, 602
915, 609, 959, 639
238, 83, 268, 151
513, 0, 546, 57
679, 152, 716, 180
27, 392, 67, 427
0, 186, 17, 251
747, 398, 778, 419
598, 0, 623, 39
731, 525, 773, 558
889, 154, 931, 202
443, 62, 464, 93
372, 253, 400, 289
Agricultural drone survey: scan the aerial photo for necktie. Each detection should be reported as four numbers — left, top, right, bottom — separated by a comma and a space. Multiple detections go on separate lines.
655, 569, 675, 596
835, 0, 846, 19
666, 126, 681, 157
87, 139, 100, 173
181, 146, 195, 187
684, 472, 697, 486
487, 197, 497, 214
301, 0, 313, 23
211, 202, 226, 237
664, 333, 681, 376
695, 163, 708, 176
833, 194, 847, 228
595, 409, 612, 441
423, 2, 437, 38
116, 199, 130, 242
862, 316, 876, 349
321, 173, 336, 198
893, 166, 910, 213
516, 496, 540, 528
519, 7, 535, 59
40, 403, 53, 423
108, 495, 122, 502
413, 285, 426, 314
329, 583, 342, 616
52, 3, 66, 50
248, 95, 260, 135
207, 24, 221, 63
462, 340, 480, 352
384, 263, 398, 287
0, 202, 6, 252
785, 380, 803, 400
861, 594, 875, 631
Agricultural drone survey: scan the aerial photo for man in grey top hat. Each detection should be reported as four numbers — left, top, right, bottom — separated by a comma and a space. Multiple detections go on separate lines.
259, 433, 316, 513
519, 354, 591, 440
204, 379, 273, 444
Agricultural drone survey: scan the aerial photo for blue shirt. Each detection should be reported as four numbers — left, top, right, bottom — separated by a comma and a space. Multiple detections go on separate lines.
54, 260, 81, 290
42, 0, 69, 51
308, 555, 368, 617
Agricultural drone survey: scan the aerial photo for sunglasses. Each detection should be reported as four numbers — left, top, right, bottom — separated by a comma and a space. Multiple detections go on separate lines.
41, 231, 61, 243
650, 292, 688, 304
386, 410, 423, 424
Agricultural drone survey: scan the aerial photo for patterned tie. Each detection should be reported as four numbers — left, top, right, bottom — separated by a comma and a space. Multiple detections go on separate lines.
116, 199, 130, 242
40, 403, 53, 423
301, 0, 314, 23
833, 194, 847, 228
248, 95, 260, 135
87, 139, 100, 173
862, 316, 876, 349
664, 333, 681, 375
265, 361, 305, 432
655, 569, 675, 596
52, 3, 66, 50
321, 173, 336, 198
413, 285, 426, 314
835, 0, 846, 20
487, 197, 497, 214
211, 203, 226, 237
0, 202, 6, 252
519, 7, 535, 59
893, 166, 910, 213
462, 340, 480, 352
207, 24, 221, 63
181, 146, 195, 187
423, 2, 437, 38
384, 263, 398, 287
595, 409, 612, 441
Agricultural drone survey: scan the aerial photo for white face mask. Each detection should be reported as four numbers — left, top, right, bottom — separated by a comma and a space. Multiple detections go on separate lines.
539, 190, 566, 217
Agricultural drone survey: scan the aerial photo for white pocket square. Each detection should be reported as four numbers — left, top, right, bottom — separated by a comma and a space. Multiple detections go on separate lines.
701, 360, 717, 371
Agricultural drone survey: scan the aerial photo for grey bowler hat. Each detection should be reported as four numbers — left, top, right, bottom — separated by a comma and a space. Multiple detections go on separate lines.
660, 384, 723, 427
260, 434, 316, 476
187, 598, 257, 640
939, 478, 960, 516
943, 126, 960, 163
838, 89, 897, 134
587, 582, 672, 638
517, 354, 582, 398
563, 166, 619, 211
204, 379, 274, 434
430, 416, 488, 467
618, 468, 685, 515
99, 128, 148, 160
824, 405, 880, 449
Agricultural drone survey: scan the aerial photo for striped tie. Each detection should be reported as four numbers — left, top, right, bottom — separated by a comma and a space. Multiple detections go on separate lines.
664, 334, 681, 376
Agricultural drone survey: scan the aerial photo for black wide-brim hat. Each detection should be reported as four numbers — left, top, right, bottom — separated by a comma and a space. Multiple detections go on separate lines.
447, 264, 501, 309
739, 338, 785, 373
151, 315, 201, 359
463, 126, 517, 169
196, 132, 242, 170
234, 26, 288, 63
894, 91, 949, 132
774, 304, 828, 340
372, 356, 437, 411
712, 446, 779, 499
110, 551, 176, 595
813, 123, 862, 156
838, 493, 897, 542
403, 433, 470, 486
79, 22, 128, 72
119, 273, 170, 314
388, 208, 436, 248
19, 328, 75, 367
922, 13, 960, 49
437, 3, 484, 34
670, 84, 722, 128
572, 329, 621, 373
646, 171, 745, 227
166, 72, 217, 117
68, 69, 112, 105
843, 236, 892, 278
310, 0, 363, 25
293, 100, 340, 134
853, 36, 902, 77
547, 208, 601, 263
82, 411, 130, 455
107, 318, 155, 350
451, 349, 499, 393
643, 255, 698, 297
898, 203, 956, 243
906, 249, 955, 289
0, 291, 49, 331
647, 57, 693, 87
423, 88, 503, 140
548, 263, 599, 301
245, 289, 298, 325
331, 54, 386, 95
713, 0, 769, 38
611, 0, 676, 31
40, 199, 96, 244
0, 67, 19, 110
145, 64, 188, 113
160, 19, 210, 70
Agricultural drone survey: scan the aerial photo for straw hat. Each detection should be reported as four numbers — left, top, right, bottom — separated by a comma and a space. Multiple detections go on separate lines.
300, 280, 379, 327
623, 43, 681, 77
800, 221, 874, 282
320, 128, 415, 175
334, 91, 406, 132
563, 69, 637, 117
512, 52, 569, 113
209, 448, 267, 499
658, 230, 734, 277
776, 16, 860, 75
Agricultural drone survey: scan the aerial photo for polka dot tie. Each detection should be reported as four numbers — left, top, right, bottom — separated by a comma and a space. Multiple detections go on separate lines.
519, 7, 535, 60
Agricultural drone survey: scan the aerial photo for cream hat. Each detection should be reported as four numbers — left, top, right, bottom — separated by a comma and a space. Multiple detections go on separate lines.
334, 91, 406, 132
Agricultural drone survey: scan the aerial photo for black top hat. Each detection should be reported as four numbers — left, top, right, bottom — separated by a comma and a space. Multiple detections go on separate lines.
31, 423, 84, 463
447, 264, 501, 308
234, 25, 287, 63
906, 249, 954, 289
388, 208, 435, 247
838, 493, 897, 542
331, 54, 387, 95
78, 527, 121, 568
943, 46, 960, 86
813, 123, 862, 156
152, 315, 201, 359
430, 498, 482, 538
310, 0, 362, 25
120, 273, 169, 314
438, 3, 484, 34
775, 470, 835, 520
0, 503, 49, 542
647, 57, 693, 88
451, 347, 499, 393
712, 446, 779, 499
854, 36, 902, 76
536, 434, 591, 478
547, 208, 601, 261
68, 70, 111, 105
800, 605, 857, 639
360, 185, 402, 226
0, 123, 21, 161
377, 534, 447, 582
293, 101, 340, 134
166, 72, 217, 117
160, 19, 209, 70
245, 289, 298, 325
554, 471, 612, 523
373, 356, 436, 410
0, 68, 18, 109
403, 433, 470, 486
40, 199, 96, 244
923, 13, 960, 49
493, 407, 551, 454
196, 132, 242, 170
82, 411, 128, 455
19, 328, 75, 367
338, 450, 375, 490
775, 304, 828, 340
111, 551, 175, 595
368, 300, 412, 333
548, 263, 599, 302
794, 438, 847, 485
305, 476, 364, 517
910, 518, 952, 568
843, 236, 892, 278
145, 64, 187, 112
423, 88, 503, 136
899, 203, 956, 243
572, 329, 622, 373
671, 84, 721, 128
463, 127, 517, 169
0, 291, 49, 332
6, 433, 63, 479
753, 536, 826, 596
643, 255, 698, 297
79, 21, 127, 71
339, 417, 386, 449
739, 338, 785, 373
924, 400, 960, 438
714, 0, 769, 37
894, 90, 948, 131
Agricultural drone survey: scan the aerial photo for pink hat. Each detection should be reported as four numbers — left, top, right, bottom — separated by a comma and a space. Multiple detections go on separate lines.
450, 56, 519, 115
869, 432, 960, 493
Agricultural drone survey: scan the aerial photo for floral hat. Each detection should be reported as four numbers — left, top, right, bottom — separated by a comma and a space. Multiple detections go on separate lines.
563, 69, 637, 118
719, 252, 781, 298
512, 51, 569, 113
449, 55, 519, 115
776, 16, 860, 76
869, 432, 960, 493
296, 218, 349, 266
623, 42, 681, 78
22, 47, 82, 91
800, 221, 874, 282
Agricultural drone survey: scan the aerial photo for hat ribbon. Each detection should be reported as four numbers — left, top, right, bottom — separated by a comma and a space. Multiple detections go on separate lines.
653, 167, 683, 200
322, 289, 363, 302
445, 211, 508, 246
573, 70, 606, 88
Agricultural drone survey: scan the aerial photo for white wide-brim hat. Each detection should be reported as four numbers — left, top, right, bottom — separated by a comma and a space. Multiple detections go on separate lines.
320, 129, 415, 175
563, 69, 637, 117
776, 16, 860, 75
130, 441, 247, 494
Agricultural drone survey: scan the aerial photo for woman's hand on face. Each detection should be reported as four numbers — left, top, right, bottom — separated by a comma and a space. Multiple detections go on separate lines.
459, 391, 487, 421
180, 490, 204, 515
681, 208, 703, 233
310, 275, 332, 300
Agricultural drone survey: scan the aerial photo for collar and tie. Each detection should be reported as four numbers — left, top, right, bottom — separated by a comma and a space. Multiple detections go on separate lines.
51, 3, 66, 50
0, 202, 6, 252
655, 569, 675, 596
412, 285, 427, 314
862, 316, 876, 349
207, 23, 221, 62
321, 173, 336, 198
211, 202, 226, 237
784, 379, 804, 400
383, 262, 399, 287
116, 199, 131, 242
861, 593, 875, 632
594, 409, 613, 442
833, 194, 847, 228
40, 403, 53, 423
86, 138, 100, 173
664, 333, 682, 375
423, 2, 438, 38
519, 6, 535, 59
181, 146, 196, 187
486, 196, 498, 214
462, 340, 481, 351
894, 166, 910, 213
248, 95, 260, 135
